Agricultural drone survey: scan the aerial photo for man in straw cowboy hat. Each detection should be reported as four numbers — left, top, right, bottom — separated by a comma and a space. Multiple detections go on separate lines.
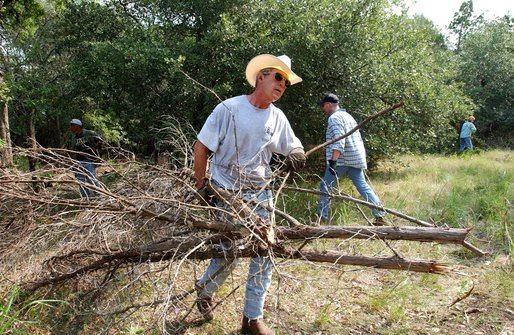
193, 54, 306, 334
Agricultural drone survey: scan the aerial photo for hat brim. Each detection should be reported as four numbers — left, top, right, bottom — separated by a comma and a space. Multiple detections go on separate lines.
245, 54, 302, 87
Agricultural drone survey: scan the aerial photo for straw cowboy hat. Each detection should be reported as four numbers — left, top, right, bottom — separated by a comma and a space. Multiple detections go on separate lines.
245, 54, 302, 87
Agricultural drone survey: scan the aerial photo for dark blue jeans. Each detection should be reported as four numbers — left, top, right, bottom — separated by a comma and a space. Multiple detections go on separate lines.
318, 165, 385, 220
75, 160, 99, 200
459, 137, 473, 152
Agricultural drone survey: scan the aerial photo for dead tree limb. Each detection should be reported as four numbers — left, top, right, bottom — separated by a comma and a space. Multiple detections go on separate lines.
24, 238, 455, 293
273, 247, 454, 274
462, 240, 488, 257
205, 181, 276, 246
277, 225, 471, 244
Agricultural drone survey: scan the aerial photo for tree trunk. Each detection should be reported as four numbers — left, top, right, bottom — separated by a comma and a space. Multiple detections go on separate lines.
28, 110, 40, 192
0, 101, 13, 168
0, 69, 13, 168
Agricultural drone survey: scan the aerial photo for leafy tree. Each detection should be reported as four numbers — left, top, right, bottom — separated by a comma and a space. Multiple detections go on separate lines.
4, 0, 478, 163
0, 0, 47, 166
201, 0, 473, 160
457, 17, 514, 142
449, 0, 476, 52
3, 1, 74, 151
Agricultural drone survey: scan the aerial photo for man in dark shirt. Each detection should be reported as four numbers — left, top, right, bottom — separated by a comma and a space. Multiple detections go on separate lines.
69, 119, 102, 199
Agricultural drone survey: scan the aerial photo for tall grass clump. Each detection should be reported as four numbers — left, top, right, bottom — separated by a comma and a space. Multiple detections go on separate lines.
0, 287, 62, 334
373, 150, 512, 253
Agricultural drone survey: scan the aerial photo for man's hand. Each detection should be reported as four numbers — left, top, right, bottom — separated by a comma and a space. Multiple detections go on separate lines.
328, 160, 337, 176
195, 179, 216, 206
285, 148, 306, 171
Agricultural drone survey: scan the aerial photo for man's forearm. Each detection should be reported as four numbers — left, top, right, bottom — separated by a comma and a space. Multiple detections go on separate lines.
194, 140, 209, 189
331, 150, 341, 161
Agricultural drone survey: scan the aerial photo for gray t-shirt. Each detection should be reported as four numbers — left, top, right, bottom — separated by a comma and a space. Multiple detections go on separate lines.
198, 95, 303, 189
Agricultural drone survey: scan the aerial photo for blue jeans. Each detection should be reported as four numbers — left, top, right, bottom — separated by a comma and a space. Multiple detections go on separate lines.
196, 187, 273, 320
317, 164, 385, 220
459, 137, 473, 152
75, 160, 99, 200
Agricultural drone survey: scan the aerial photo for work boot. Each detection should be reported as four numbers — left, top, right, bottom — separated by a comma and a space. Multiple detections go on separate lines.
372, 216, 386, 226
241, 316, 274, 335
195, 286, 214, 321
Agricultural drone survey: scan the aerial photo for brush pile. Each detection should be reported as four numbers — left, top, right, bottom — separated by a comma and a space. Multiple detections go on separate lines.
0, 136, 482, 332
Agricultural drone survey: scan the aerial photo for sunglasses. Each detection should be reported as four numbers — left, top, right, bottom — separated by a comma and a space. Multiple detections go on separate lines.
262, 69, 291, 88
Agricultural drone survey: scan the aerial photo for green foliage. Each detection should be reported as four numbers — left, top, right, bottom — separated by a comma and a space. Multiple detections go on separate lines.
0, 80, 10, 105
82, 110, 126, 145
449, 0, 476, 51
314, 301, 334, 328
0, 0, 45, 38
457, 18, 514, 141
2, 0, 509, 161
203, 0, 474, 160
0, 286, 62, 334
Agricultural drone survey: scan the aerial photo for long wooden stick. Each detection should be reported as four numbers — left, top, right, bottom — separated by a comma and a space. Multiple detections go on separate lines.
273, 247, 454, 274
281, 186, 435, 227
277, 225, 470, 244
190, 219, 471, 244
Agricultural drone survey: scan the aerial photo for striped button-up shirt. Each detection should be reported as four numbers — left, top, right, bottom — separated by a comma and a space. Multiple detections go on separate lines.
326, 109, 367, 169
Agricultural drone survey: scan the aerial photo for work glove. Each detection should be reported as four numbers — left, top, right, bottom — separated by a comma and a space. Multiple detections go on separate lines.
285, 148, 306, 171
195, 180, 216, 206
328, 160, 337, 176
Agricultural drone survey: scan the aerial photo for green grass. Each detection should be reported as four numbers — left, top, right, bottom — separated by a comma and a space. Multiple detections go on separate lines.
282, 149, 514, 254
0, 287, 62, 334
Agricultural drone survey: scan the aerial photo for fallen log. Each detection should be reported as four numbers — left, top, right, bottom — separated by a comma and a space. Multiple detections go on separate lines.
191, 217, 471, 245
1, 174, 485, 255
24, 238, 454, 293
273, 247, 454, 274
277, 225, 471, 244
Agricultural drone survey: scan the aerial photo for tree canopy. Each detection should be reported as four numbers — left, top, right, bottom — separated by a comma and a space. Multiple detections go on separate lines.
1, 0, 512, 165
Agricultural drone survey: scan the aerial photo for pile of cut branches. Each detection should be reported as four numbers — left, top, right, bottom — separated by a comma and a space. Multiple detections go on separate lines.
0, 119, 484, 333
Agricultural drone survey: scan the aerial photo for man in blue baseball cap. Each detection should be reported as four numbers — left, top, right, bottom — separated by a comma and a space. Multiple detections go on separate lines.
317, 93, 386, 226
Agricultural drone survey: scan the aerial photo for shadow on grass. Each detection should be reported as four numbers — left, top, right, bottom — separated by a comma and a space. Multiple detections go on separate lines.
165, 318, 241, 335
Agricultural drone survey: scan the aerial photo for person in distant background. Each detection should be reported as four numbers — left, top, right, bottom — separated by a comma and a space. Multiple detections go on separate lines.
459, 116, 477, 152
69, 119, 102, 199
316, 93, 386, 226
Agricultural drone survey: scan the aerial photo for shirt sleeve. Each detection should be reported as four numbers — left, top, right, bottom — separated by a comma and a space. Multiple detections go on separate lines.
91, 131, 102, 144
276, 120, 303, 156
328, 115, 346, 155
197, 103, 229, 152
269, 109, 303, 156
85, 130, 102, 147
